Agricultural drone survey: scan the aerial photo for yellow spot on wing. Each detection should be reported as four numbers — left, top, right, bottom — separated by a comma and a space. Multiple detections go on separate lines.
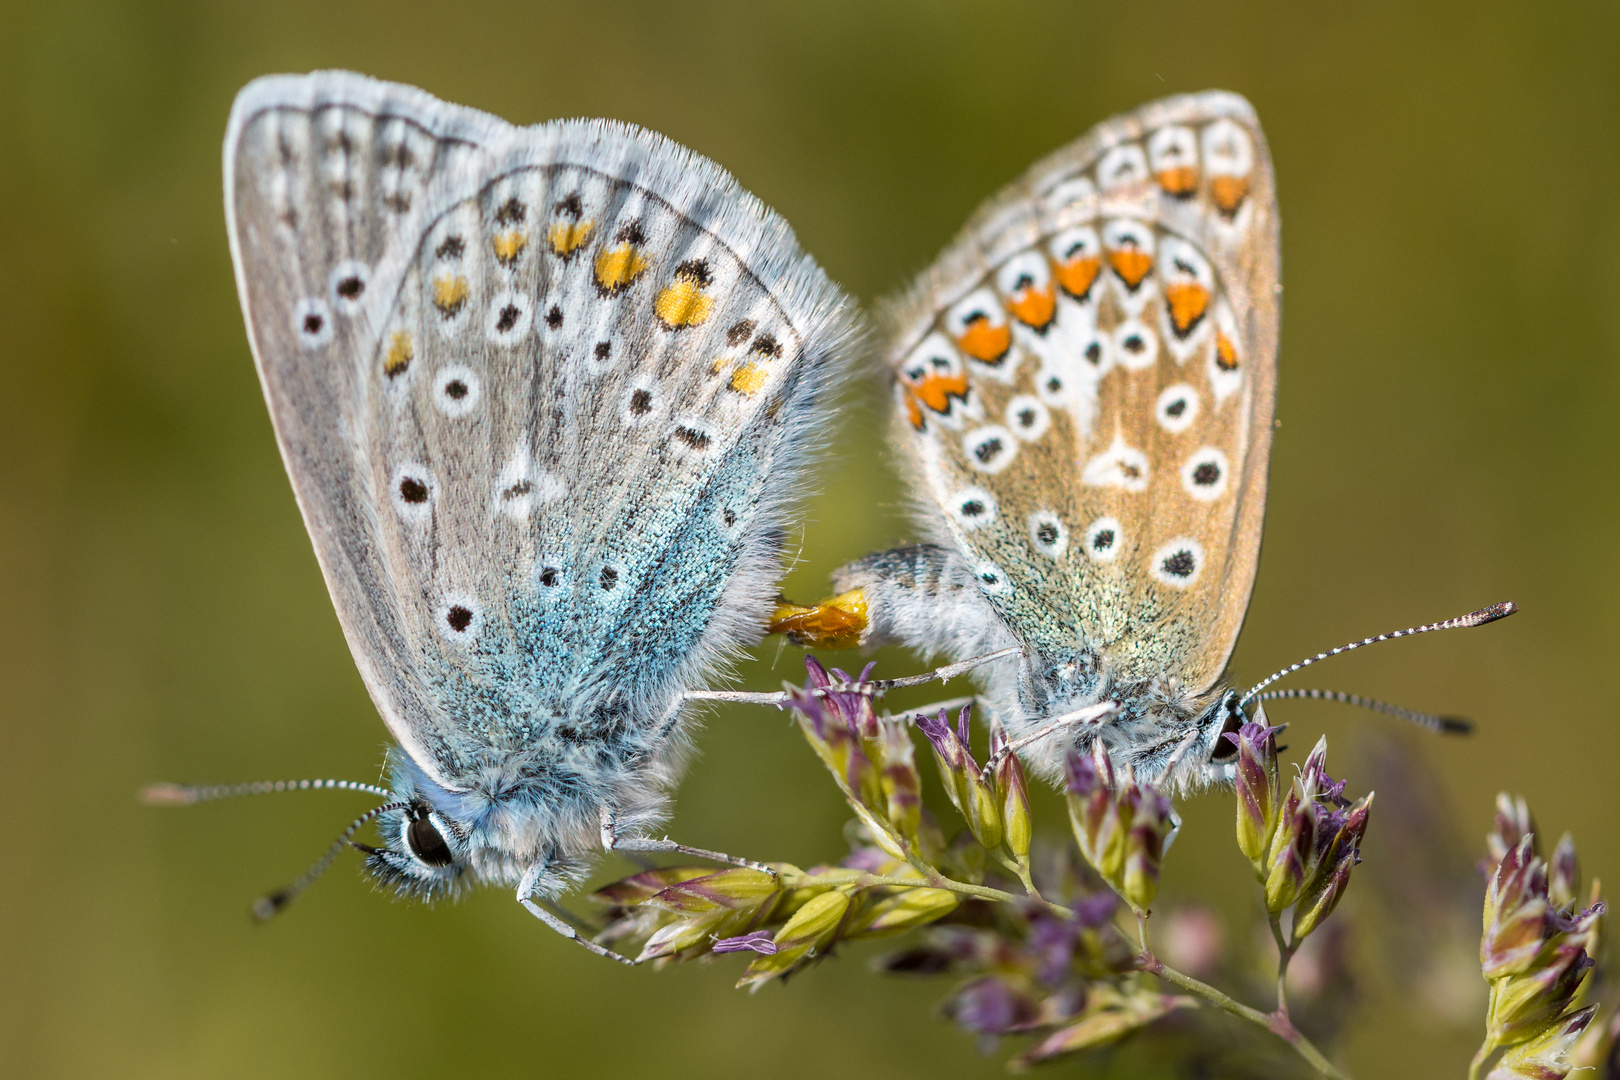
492, 231, 527, 264
546, 219, 595, 258
1164, 282, 1211, 337
594, 245, 649, 294
433, 274, 469, 315
384, 330, 413, 377
1210, 175, 1251, 216
956, 317, 1011, 364
901, 370, 969, 428
730, 362, 768, 396
654, 278, 713, 329
1215, 330, 1240, 371
768, 590, 869, 650
1053, 255, 1101, 301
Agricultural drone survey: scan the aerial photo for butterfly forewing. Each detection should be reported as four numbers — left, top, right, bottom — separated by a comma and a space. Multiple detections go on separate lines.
883, 92, 1277, 698
227, 74, 853, 788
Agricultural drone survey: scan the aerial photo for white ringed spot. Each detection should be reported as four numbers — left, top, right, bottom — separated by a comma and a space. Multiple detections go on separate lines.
485, 289, 533, 345
1028, 511, 1069, 559
971, 560, 1011, 596
1005, 395, 1050, 442
437, 594, 484, 642
963, 425, 1017, 474
948, 486, 998, 530
391, 463, 434, 522
1084, 516, 1124, 562
1113, 319, 1158, 370
328, 261, 371, 315
1097, 143, 1150, 190
432, 366, 481, 417
1150, 538, 1205, 588
1155, 383, 1200, 433
293, 297, 334, 349
1180, 447, 1230, 501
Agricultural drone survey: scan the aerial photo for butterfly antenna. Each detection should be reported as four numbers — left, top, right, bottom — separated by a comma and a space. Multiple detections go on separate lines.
1239, 602, 1516, 707
252, 800, 412, 922
1248, 687, 1473, 736
140, 778, 394, 804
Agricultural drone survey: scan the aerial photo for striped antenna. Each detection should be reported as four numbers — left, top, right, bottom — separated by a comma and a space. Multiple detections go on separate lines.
1248, 687, 1472, 736
251, 801, 411, 921
1239, 602, 1516, 706
141, 778, 394, 804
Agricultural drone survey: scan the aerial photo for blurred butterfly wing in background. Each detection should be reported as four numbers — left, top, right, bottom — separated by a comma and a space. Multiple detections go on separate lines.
226, 73, 855, 794
876, 92, 1278, 731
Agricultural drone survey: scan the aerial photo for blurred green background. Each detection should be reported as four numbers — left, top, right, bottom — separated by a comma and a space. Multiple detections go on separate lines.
3, 1, 1617, 1077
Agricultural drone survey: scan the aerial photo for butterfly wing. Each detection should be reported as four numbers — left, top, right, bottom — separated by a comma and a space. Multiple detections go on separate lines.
226, 73, 854, 791
881, 92, 1277, 699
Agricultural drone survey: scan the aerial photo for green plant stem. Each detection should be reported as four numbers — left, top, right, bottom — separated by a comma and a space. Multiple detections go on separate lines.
1137, 952, 1350, 1080
1467, 1041, 1491, 1080
1269, 911, 1295, 1016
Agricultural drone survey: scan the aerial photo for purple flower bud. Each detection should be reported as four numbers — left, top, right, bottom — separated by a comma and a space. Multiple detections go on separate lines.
942, 976, 1037, 1035
1488, 792, 1538, 868
1229, 715, 1281, 872
1482, 836, 1553, 979
1549, 832, 1580, 911
713, 930, 779, 955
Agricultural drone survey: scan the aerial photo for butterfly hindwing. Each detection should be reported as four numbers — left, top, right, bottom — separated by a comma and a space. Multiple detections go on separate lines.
227, 73, 854, 791
884, 92, 1277, 699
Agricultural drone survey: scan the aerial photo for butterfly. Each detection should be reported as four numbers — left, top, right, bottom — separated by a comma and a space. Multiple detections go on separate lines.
147, 71, 857, 957
770, 91, 1514, 791
776, 92, 1277, 791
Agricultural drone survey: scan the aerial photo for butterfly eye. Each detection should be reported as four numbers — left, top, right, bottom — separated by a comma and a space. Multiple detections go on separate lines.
405, 811, 455, 868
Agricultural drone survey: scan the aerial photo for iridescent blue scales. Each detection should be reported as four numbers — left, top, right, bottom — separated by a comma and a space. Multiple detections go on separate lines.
777, 93, 1279, 794
221, 72, 856, 936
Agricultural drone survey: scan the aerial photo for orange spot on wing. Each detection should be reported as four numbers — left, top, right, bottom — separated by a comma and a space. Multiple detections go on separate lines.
546, 219, 595, 258
1156, 166, 1199, 197
492, 231, 527, 265
384, 330, 413, 377
904, 393, 924, 430
1215, 330, 1240, 371
901, 370, 970, 428
1164, 282, 1211, 338
1210, 175, 1251, 217
1053, 255, 1101, 301
1006, 284, 1056, 331
432, 274, 469, 315
956, 317, 1012, 364
1107, 248, 1154, 290
594, 245, 649, 294
768, 590, 869, 650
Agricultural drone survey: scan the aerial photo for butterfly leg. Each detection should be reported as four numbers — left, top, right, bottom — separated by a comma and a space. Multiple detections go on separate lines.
516, 863, 633, 964
599, 806, 778, 879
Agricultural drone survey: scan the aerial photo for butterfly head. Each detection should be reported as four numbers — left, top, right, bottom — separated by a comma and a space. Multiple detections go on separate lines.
356, 797, 471, 902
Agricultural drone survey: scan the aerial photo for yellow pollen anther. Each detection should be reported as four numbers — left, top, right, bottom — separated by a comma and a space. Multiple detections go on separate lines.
768, 590, 869, 650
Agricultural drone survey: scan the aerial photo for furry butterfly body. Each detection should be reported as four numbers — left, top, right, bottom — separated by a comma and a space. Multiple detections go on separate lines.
221, 72, 856, 914
784, 92, 1277, 792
